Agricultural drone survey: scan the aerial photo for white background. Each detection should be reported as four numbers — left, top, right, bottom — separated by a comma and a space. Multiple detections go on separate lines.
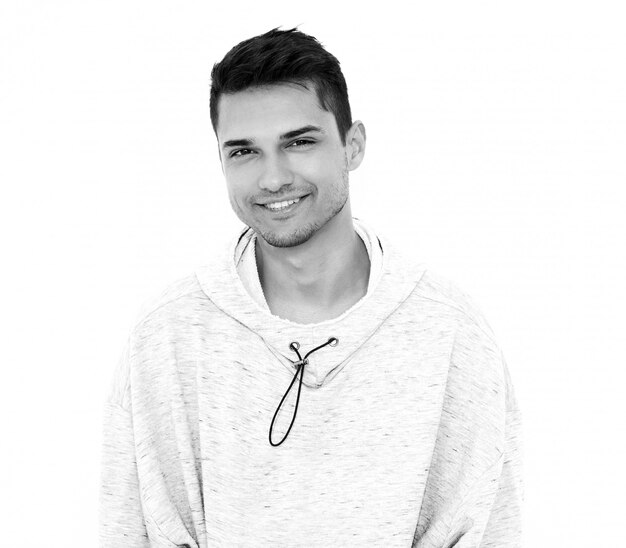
1, 0, 624, 546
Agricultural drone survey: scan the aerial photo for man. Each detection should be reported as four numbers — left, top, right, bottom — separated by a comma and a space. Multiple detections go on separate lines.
100, 27, 523, 547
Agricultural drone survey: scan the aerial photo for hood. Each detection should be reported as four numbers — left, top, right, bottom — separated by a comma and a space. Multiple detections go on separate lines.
195, 219, 427, 390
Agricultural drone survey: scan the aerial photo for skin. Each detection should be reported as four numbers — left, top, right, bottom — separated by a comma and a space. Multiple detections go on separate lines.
215, 82, 369, 324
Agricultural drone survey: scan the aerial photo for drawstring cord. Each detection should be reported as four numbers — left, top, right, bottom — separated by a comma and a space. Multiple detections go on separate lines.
269, 337, 339, 447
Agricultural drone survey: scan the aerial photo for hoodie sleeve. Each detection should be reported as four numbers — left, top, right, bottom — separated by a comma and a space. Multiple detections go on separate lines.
478, 352, 525, 547
478, 407, 524, 547
99, 338, 150, 547
451, 358, 525, 548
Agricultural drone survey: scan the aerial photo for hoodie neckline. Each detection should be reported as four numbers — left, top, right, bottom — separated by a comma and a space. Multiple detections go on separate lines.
195, 219, 427, 387
235, 217, 385, 315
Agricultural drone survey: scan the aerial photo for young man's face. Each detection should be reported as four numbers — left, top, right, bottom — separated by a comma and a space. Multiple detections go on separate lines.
215, 82, 364, 248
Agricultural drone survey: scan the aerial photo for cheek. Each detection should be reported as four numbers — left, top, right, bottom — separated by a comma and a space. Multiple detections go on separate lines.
225, 160, 264, 188
224, 169, 249, 197
297, 150, 344, 182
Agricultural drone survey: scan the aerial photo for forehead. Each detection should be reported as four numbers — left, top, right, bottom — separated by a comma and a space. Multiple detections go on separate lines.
216, 83, 335, 142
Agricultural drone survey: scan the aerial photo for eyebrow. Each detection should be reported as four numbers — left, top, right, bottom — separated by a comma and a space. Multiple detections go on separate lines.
222, 125, 325, 150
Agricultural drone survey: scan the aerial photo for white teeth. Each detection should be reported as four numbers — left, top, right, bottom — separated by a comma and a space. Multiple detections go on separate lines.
264, 197, 300, 210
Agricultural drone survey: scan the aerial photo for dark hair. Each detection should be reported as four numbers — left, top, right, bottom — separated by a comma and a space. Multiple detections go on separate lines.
210, 27, 352, 145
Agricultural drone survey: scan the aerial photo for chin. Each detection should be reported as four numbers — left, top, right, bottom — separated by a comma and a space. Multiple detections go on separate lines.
258, 224, 318, 248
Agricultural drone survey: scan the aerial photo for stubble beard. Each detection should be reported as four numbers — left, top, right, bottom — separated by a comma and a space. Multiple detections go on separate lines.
255, 166, 350, 249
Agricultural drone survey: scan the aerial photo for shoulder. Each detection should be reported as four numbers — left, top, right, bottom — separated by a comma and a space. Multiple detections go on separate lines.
415, 267, 520, 410
107, 271, 207, 408
379, 233, 499, 346
130, 270, 207, 331
412, 266, 500, 347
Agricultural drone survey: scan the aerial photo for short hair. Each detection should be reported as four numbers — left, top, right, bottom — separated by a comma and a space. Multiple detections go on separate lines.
210, 27, 352, 145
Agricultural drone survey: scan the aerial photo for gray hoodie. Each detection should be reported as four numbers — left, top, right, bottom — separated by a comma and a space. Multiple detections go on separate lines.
99, 218, 523, 547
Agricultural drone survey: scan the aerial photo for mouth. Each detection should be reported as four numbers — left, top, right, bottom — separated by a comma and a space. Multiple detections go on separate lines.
257, 194, 310, 217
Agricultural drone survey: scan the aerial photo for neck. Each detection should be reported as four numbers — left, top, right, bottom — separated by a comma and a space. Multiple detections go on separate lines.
255, 213, 370, 314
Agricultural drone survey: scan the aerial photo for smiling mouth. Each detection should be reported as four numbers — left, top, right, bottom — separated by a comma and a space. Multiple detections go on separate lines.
258, 194, 309, 214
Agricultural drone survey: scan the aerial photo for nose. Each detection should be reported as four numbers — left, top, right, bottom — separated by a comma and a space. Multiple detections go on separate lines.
258, 152, 294, 193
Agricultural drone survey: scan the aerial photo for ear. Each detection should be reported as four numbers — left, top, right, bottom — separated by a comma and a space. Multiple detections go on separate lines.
345, 120, 366, 171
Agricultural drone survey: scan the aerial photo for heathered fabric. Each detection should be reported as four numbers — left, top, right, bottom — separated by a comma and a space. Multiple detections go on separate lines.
99, 218, 524, 547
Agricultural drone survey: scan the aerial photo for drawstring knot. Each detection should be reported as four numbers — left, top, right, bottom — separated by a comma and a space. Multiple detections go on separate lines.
269, 337, 339, 447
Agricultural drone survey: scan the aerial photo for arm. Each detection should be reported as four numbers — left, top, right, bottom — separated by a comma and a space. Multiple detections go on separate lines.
478, 407, 524, 547
451, 356, 525, 548
99, 337, 150, 547
99, 402, 150, 547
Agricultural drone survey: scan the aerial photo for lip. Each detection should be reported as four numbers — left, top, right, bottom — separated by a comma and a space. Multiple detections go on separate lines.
257, 194, 309, 206
257, 194, 309, 218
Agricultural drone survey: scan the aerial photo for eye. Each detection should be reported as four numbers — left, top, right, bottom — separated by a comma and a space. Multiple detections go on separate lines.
230, 148, 254, 158
288, 139, 315, 148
